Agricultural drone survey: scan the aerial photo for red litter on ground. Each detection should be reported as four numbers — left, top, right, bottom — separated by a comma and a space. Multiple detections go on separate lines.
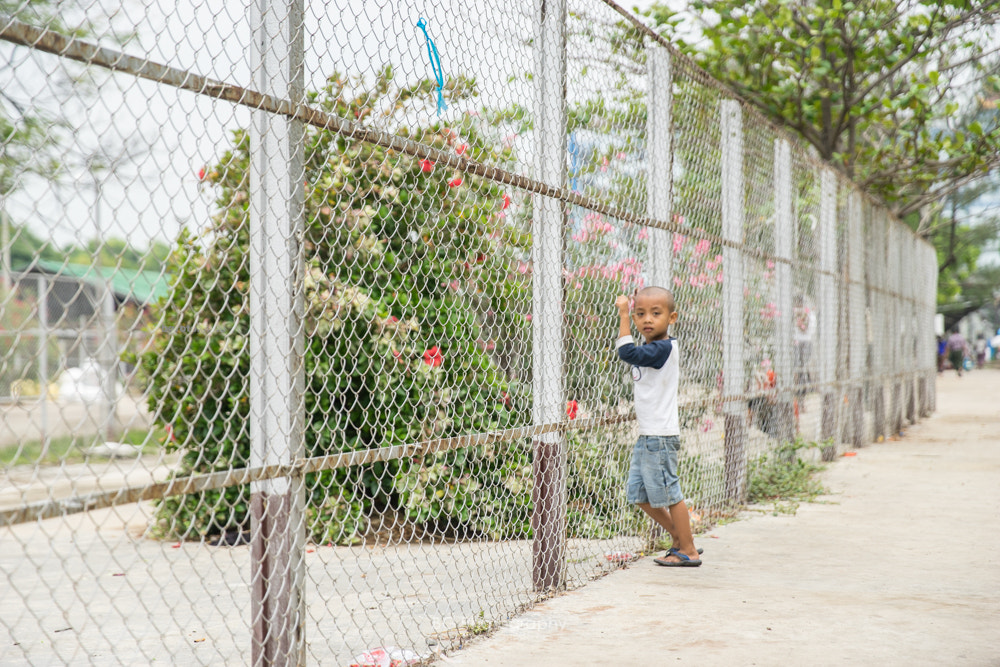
842, 451, 857, 457
349, 646, 422, 667
605, 551, 634, 562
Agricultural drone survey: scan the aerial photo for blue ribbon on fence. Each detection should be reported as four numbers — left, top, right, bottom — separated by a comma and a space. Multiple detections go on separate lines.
416, 18, 447, 116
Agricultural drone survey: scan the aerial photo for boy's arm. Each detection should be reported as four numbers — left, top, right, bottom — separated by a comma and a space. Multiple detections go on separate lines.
618, 338, 673, 369
614, 295, 631, 340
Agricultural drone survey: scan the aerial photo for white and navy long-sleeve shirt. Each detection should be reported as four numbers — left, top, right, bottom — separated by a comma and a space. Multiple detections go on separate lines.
615, 335, 680, 436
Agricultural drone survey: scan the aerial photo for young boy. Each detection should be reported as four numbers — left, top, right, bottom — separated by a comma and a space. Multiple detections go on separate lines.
614, 286, 701, 567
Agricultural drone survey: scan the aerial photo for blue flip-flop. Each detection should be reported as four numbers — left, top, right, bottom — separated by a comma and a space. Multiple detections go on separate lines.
655, 550, 702, 567
666, 546, 704, 555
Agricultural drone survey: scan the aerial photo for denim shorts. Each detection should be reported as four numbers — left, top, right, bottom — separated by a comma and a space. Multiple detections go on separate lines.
626, 435, 683, 508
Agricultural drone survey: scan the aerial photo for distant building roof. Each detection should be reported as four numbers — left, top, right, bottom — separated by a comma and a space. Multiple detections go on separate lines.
34, 260, 171, 306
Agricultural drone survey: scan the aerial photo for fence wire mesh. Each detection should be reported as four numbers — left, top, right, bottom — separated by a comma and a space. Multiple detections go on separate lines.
1, 0, 937, 664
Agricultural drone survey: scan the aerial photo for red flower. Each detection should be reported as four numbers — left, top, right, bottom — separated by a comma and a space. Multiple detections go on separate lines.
448, 177, 463, 188
420, 158, 435, 173
502, 193, 511, 210
456, 144, 468, 156
423, 346, 443, 367
501, 391, 512, 408
566, 400, 578, 420
197, 166, 206, 180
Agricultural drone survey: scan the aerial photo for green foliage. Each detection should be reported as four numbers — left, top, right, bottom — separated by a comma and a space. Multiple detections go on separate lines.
644, 0, 1000, 320
747, 439, 827, 507
645, 0, 1000, 207
565, 429, 644, 539
140, 70, 537, 543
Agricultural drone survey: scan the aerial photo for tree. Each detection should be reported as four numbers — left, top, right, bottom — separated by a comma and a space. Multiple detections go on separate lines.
644, 0, 1000, 317
645, 0, 1000, 215
0, 0, 112, 287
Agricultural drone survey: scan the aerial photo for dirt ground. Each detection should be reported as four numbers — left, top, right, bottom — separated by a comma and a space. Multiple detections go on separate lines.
445, 368, 1000, 666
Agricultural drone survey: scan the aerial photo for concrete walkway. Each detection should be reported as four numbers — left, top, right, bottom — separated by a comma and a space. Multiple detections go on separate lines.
446, 369, 1000, 666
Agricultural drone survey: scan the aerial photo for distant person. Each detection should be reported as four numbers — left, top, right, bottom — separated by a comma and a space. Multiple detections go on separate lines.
945, 328, 968, 377
936, 335, 946, 374
614, 287, 701, 567
974, 334, 987, 369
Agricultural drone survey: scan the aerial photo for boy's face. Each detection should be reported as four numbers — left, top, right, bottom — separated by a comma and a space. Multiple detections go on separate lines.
632, 292, 677, 342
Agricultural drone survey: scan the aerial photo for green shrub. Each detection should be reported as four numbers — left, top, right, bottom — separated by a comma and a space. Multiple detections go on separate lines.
138, 70, 535, 542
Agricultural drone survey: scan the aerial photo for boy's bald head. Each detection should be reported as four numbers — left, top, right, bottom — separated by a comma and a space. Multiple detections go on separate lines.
635, 286, 675, 313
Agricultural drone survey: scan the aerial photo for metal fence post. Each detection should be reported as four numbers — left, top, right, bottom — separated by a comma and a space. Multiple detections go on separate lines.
870, 210, 883, 439
646, 46, 673, 289
848, 192, 865, 446
818, 168, 838, 445
773, 138, 795, 442
531, 0, 567, 592
35, 274, 50, 457
249, 0, 306, 664
905, 234, 917, 423
923, 245, 938, 415
888, 223, 902, 434
721, 99, 746, 503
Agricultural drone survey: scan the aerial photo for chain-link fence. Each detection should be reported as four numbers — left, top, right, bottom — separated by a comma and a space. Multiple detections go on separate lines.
1, 0, 937, 664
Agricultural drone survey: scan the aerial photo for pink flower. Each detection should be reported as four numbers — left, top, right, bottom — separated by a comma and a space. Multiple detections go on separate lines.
420, 158, 434, 173
525, 314, 532, 322
673, 234, 686, 254
517, 261, 530, 275
616, 151, 627, 160
760, 302, 778, 320
694, 239, 711, 257
638, 228, 649, 241
566, 400, 578, 420
422, 346, 443, 367
715, 254, 723, 263
715, 272, 723, 283
766, 260, 775, 270
673, 277, 683, 287
700, 418, 714, 433
600, 156, 609, 172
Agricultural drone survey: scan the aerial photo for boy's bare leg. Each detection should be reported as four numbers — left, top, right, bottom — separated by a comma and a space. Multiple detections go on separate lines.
663, 500, 699, 561
637, 503, 677, 546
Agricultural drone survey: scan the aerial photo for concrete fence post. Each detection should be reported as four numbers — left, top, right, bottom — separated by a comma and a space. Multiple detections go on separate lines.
721, 99, 746, 503
646, 46, 673, 290
531, 0, 567, 592
773, 138, 795, 442
249, 0, 307, 663
818, 169, 839, 447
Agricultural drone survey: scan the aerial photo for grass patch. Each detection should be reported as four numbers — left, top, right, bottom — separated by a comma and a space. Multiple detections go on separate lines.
747, 438, 828, 514
0, 426, 167, 467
